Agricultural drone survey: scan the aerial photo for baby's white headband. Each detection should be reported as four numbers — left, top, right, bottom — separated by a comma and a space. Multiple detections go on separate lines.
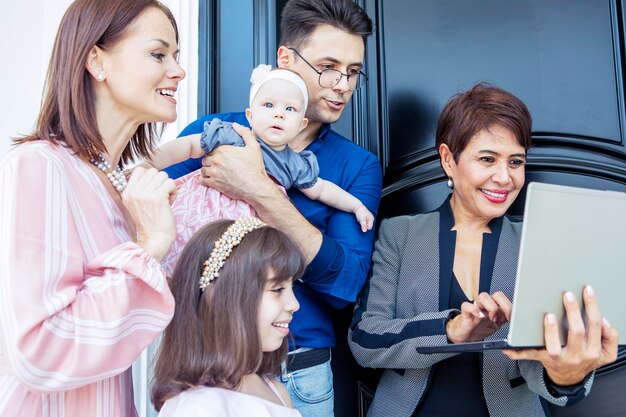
249, 64, 308, 112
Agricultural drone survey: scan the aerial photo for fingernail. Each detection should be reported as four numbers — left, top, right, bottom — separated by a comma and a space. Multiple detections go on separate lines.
492, 317, 498, 323
603, 317, 611, 328
546, 313, 556, 324
564, 292, 575, 303
585, 285, 594, 297
479, 311, 485, 319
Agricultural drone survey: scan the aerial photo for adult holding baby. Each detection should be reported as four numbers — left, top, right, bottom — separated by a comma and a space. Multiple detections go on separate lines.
164, 1, 382, 415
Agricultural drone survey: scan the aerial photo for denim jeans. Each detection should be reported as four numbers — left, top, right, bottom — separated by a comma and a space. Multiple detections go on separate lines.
280, 348, 334, 417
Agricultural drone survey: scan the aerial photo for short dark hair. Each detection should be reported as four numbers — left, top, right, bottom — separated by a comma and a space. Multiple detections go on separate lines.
436, 83, 532, 162
15, 0, 178, 165
279, 0, 373, 50
151, 220, 306, 411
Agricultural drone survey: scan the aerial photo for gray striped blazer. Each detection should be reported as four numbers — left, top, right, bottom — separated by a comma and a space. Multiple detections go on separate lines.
348, 199, 593, 417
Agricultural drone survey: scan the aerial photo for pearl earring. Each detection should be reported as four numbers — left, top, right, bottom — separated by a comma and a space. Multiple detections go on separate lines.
447, 177, 454, 189
97, 72, 105, 81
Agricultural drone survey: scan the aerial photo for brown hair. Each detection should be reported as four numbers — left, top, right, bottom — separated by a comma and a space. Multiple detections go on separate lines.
436, 83, 532, 162
151, 220, 306, 411
279, 0, 373, 50
15, 0, 178, 165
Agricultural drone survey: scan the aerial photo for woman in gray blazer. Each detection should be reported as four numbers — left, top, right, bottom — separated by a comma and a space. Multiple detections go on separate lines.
348, 84, 619, 417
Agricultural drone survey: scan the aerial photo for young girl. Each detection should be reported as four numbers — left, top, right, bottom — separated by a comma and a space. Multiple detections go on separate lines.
152, 217, 305, 416
154, 65, 374, 276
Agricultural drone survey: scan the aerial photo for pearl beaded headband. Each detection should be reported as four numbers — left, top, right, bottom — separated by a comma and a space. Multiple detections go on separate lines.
199, 217, 267, 291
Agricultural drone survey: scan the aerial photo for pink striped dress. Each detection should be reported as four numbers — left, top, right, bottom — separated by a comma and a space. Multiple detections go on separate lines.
0, 142, 175, 417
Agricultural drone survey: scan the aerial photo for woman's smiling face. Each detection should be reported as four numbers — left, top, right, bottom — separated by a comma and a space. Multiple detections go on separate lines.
441, 124, 527, 224
96, 7, 186, 124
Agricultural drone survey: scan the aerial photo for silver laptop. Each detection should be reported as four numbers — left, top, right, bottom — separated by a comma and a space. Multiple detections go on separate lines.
416, 182, 626, 354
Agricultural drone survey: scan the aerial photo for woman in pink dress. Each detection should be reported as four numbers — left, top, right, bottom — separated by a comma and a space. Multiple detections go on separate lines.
152, 218, 305, 417
0, 0, 185, 416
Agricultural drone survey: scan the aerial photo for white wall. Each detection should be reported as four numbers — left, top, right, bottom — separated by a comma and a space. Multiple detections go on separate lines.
0, 0, 198, 160
0, 0, 69, 158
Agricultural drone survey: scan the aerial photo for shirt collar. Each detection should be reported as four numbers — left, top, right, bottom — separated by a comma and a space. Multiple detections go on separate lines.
439, 193, 504, 236
305, 123, 332, 153
318, 123, 331, 140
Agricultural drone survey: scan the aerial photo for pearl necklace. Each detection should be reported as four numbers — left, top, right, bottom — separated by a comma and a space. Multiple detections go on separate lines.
89, 153, 128, 193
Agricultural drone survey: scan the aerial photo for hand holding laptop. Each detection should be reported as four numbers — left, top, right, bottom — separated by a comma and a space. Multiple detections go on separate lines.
503, 285, 619, 386
446, 291, 511, 344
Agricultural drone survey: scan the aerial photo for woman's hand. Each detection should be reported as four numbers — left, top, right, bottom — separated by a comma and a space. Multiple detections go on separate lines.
122, 161, 154, 180
122, 166, 177, 261
446, 291, 512, 344
503, 286, 619, 386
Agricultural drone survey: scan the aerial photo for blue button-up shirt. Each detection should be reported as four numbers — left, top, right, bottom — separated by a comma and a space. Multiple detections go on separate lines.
165, 112, 383, 349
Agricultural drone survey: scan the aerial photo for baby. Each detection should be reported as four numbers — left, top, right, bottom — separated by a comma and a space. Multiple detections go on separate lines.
146, 64, 374, 232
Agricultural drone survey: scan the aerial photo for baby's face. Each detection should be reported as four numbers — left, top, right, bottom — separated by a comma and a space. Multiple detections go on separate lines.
247, 79, 307, 150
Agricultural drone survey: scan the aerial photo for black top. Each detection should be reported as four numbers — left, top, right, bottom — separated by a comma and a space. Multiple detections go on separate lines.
412, 274, 490, 417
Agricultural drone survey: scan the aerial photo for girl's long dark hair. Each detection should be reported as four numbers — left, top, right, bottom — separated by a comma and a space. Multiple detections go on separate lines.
151, 220, 306, 410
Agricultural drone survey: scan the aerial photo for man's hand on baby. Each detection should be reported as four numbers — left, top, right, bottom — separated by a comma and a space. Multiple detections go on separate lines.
201, 123, 273, 201
354, 205, 374, 232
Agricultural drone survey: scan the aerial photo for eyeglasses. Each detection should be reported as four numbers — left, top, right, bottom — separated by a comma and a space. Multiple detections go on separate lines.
289, 48, 367, 91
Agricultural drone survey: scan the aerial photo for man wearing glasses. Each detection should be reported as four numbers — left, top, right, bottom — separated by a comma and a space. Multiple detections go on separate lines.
164, 1, 382, 416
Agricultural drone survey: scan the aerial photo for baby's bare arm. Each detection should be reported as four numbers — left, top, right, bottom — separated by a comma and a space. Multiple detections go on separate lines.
145, 134, 204, 169
301, 179, 374, 231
